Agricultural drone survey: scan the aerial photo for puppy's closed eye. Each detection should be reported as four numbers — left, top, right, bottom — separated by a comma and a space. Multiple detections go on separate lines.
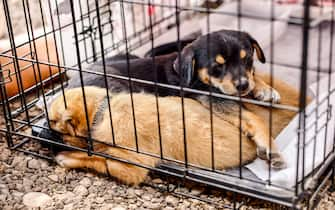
57, 111, 76, 137
64, 119, 76, 136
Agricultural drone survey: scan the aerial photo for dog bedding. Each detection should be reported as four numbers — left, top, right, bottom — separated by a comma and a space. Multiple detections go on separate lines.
246, 70, 335, 188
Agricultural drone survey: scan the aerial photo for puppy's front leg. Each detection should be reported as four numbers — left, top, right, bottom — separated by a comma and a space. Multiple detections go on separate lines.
196, 96, 286, 169
55, 149, 158, 185
55, 151, 110, 174
253, 74, 281, 103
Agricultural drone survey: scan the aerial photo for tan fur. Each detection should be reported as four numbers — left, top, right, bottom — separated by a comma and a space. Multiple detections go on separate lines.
240, 50, 246, 59
50, 87, 258, 185
245, 71, 311, 137
198, 68, 255, 96
215, 54, 225, 64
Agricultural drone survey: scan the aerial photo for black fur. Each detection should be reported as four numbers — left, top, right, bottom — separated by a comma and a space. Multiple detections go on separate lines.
68, 53, 181, 96
68, 29, 265, 98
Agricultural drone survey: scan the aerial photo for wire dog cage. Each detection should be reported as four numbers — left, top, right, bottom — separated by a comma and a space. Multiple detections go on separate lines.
0, 0, 335, 209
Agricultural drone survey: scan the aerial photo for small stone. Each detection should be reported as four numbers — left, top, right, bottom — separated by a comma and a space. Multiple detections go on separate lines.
190, 187, 205, 196
134, 189, 142, 196
179, 204, 188, 210
15, 183, 24, 191
48, 174, 59, 182
88, 186, 98, 194
114, 196, 123, 203
73, 185, 88, 196
11, 156, 26, 168
87, 193, 96, 199
3, 205, 12, 210
207, 206, 216, 210
154, 192, 162, 198
144, 187, 156, 194
0, 184, 9, 195
101, 203, 115, 210
182, 200, 191, 207
63, 203, 74, 210
27, 159, 41, 169
93, 180, 103, 186
136, 201, 142, 207
79, 177, 92, 187
12, 191, 24, 199
0, 148, 10, 161
142, 193, 153, 201
0, 194, 6, 202
126, 188, 136, 198
152, 197, 163, 203
85, 173, 94, 177
54, 167, 66, 181
30, 175, 38, 182
152, 178, 163, 184
40, 160, 49, 169
54, 202, 64, 209
7, 183, 15, 190
128, 204, 137, 209
111, 206, 126, 210
177, 187, 189, 194
190, 198, 200, 205
143, 201, 161, 209
96, 197, 105, 204
165, 195, 179, 206
163, 207, 175, 210
56, 191, 76, 204
22, 192, 52, 208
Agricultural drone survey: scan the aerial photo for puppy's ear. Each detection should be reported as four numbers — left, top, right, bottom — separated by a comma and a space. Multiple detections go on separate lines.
248, 35, 266, 63
173, 44, 195, 86
62, 110, 76, 136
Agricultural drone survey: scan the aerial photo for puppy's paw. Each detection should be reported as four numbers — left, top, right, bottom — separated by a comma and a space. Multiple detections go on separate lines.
254, 87, 281, 103
270, 153, 286, 169
55, 152, 78, 168
257, 147, 286, 169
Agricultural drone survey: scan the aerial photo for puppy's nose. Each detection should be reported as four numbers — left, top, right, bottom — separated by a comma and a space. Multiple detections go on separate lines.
235, 78, 249, 92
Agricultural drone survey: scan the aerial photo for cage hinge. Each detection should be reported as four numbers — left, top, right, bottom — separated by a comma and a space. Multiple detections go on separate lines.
327, 104, 332, 121
77, 10, 113, 40
296, 127, 305, 134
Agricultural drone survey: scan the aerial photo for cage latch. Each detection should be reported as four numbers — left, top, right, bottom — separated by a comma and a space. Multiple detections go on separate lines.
0, 68, 12, 85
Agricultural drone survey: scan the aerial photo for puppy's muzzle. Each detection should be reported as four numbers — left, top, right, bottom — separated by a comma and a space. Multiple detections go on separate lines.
234, 78, 249, 93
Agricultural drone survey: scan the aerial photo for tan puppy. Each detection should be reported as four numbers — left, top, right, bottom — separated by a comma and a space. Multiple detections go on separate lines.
48, 86, 273, 185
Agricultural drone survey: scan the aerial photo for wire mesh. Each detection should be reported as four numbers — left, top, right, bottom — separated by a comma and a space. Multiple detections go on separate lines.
0, 0, 334, 209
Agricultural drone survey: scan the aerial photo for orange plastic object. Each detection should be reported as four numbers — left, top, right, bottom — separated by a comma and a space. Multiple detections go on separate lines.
0, 35, 63, 98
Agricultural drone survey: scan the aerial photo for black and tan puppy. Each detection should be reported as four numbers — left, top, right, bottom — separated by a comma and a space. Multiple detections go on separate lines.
69, 30, 279, 101
49, 86, 289, 185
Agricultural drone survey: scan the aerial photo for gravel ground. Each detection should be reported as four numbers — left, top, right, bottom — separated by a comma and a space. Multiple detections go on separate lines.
1, 0, 335, 209
0, 135, 246, 210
